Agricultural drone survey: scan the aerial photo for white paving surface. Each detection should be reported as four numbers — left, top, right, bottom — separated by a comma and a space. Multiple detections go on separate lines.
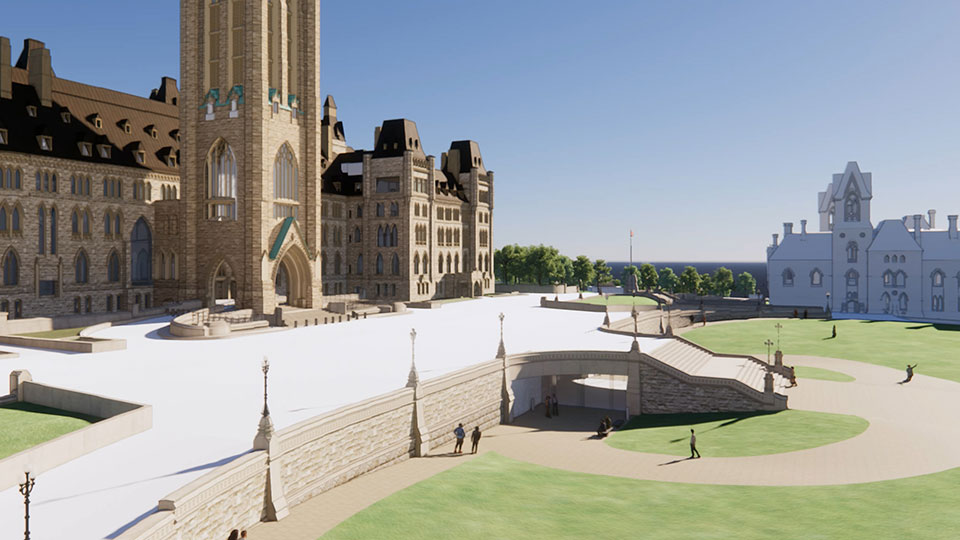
0, 293, 666, 540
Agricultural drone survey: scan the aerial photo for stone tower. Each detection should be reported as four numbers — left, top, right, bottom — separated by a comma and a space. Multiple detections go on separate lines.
179, 0, 323, 315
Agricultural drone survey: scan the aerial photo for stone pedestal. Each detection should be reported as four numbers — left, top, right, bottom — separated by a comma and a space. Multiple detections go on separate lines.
774, 350, 783, 368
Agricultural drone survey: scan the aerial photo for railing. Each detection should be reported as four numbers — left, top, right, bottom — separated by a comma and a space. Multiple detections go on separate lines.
189, 310, 268, 326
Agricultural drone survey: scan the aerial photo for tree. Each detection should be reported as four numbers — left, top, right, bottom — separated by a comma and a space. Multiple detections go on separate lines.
734, 271, 757, 297
678, 266, 700, 294
658, 267, 679, 293
509, 245, 530, 284
556, 255, 575, 285
712, 267, 734, 297
572, 255, 595, 290
621, 265, 640, 292
593, 259, 613, 294
639, 263, 659, 290
525, 245, 562, 285
698, 273, 715, 296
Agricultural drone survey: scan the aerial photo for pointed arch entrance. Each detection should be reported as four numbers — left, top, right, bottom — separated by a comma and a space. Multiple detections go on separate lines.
211, 259, 238, 305
273, 244, 312, 308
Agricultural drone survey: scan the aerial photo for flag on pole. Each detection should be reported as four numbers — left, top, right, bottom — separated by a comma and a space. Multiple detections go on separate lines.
630, 229, 634, 237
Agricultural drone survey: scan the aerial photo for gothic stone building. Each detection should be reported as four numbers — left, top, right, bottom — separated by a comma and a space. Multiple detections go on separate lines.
0, 0, 494, 320
767, 161, 960, 322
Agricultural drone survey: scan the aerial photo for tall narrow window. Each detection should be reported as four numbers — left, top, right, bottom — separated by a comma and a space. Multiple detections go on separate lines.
268, 0, 280, 92
392, 254, 400, 275
11, 207, 19, 232
82, 210, 90, 236
273, 144, 299, 219
50, 207, 57, 254
37, 207, 45, 254
357, 254, 363, 275
205, 140, 238, 219
846, 242, 858, 263
75, 251, 89, 283
131, 218, 152, 285
376, 253, 383, 275
844, 192, 860, 222
207, 0, 223, 89
3, 250, 18, 285
287, 0, 298, 96
230, 0, 245, 87
107, 252, 120, 282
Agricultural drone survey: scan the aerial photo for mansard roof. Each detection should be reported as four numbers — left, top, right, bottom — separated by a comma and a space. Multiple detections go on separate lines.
373, 119, 426, 159
321, 150, 365, 196
446, 140, 485, 174
867, 220, 921, 252
0, 66, 179, 174
769, 232, 832, 261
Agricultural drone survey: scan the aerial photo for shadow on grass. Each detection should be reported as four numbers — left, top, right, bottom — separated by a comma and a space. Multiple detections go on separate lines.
618, 410, 782, 442
0, 401, 101, 423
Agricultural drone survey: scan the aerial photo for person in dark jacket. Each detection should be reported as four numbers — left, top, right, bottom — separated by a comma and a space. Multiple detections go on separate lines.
471, 426, 482, 454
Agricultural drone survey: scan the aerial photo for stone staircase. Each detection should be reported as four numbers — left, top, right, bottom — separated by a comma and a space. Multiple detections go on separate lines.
647, 338, 789, 395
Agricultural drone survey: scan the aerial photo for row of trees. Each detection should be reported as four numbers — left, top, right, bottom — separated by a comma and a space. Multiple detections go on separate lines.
494, 244, 757, 297
620, 263, 756, 297
494, 244, 614, 289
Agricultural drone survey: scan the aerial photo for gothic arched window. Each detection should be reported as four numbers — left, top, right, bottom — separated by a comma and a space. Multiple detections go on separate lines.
844, 192, 860, 222
846, 242, 858, 263
2, 250, 18, 285
273, 144, 299, 219
782, 268, 795, 287
75, 250, 89, 283
205, 139, 238, 220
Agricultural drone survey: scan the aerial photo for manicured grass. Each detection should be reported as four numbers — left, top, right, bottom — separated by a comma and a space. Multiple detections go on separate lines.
0, 402, 100, 459
321, 452, 960, 540
795, 366, 856, 382
605, 410, 867, 457
579, 295, 659, 306
17, 326, 85, 339
683, 319, 960, 382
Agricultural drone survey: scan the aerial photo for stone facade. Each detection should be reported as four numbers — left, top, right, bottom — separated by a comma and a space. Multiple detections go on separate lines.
1, 1, 495, 321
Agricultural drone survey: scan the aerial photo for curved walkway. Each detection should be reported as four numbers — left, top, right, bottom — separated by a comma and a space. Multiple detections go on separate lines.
250, 354, 960, 539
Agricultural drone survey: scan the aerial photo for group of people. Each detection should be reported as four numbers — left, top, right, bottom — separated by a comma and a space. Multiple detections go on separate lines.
544, 393, 560, 417
227, 530, 248, 540
453, 423, 482, 454
596, 416, 614, 438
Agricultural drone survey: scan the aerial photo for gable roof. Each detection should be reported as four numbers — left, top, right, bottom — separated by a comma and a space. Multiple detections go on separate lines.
769, 232, 832, 261
867, 220, 921, 252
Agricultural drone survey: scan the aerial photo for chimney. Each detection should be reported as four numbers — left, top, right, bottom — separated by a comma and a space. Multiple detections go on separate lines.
149, 77, 179, 105
0, 37, 10, 100
772, 233, 779, 247
948, 215, 958, 240
26, 40, 52, 107
374, 126, 381, 147
913, 214, 922, 243
928, 209, 936, 229
783, 222, 793, 237
800, 219, 808, 238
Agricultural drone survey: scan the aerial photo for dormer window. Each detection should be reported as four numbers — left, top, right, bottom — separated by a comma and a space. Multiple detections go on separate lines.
61, 112, 72, 123
167, 156, 178, 167
38, 135, 53, 151
98, 144, 112, 159
0, 129, 7, 145
146, 125, 158, 139
135, 151, 146, 164
26, 106, 37, 117
170, 129, 180, 142
90, 114, 103, 129
78, 142, 92, 156
120, 120, 132, 134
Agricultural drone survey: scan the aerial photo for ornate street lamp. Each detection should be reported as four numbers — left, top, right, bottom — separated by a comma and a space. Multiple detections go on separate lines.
407, 328, 420, 387
20, 466, 35, 540
261, 356, 270, 417
254, 356, 274, 450
774, 323, 783, 351
764, 339, 774, 364
826, 291, 831, 315
497, 313, 506, 357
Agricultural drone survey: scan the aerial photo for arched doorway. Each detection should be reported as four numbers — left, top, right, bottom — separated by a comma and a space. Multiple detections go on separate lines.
274, 246, 311, 308
211, 260, 237, 305
474, 281, 482, 297
130, 217, 152, 285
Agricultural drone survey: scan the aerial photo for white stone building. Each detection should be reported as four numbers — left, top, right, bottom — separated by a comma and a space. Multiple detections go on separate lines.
767, 161, 960, 321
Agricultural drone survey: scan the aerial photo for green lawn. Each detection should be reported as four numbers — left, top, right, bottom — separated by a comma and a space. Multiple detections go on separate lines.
605, 410, 867, 457
579, 295, 659, 306
321, 452, 960, 540
0, 402, 100, 459
795, 366, 856, 382
16, 326, 85, 339
683, 319, 960, 382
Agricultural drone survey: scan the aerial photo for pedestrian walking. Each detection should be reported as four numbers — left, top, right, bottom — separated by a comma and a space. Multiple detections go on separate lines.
453, 423, 465, 453
545, 395, 552, 418
902, 364, 918, 384
240, 532, 248, 539
228, 531, 240, 540
551, 393, 559, 416
832, 325, 837, 339
471, 426, 482, 454
689, 428, 701, 459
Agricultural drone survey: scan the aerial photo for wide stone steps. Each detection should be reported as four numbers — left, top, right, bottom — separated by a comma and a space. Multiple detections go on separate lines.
648, 339, 789, 395
651, 340, 713, 375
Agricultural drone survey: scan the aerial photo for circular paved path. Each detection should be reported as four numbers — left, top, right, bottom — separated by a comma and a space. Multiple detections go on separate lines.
483, 354, 960, 486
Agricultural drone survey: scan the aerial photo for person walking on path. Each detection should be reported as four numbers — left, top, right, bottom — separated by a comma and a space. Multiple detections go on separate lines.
551, 393, 559, 416
471, 426, 482, 454
901, 364, 918, 384
545, 395, 552, 418
240, 532, 248, 539
453, 423, 465, 453
832, 325, 837, 339
690, 429, 701, 459
228, 531, 240, 540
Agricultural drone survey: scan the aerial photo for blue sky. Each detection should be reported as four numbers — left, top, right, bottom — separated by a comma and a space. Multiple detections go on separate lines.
4, 1, 960, 261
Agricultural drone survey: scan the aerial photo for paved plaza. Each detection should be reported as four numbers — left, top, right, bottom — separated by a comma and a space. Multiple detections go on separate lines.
0, 293, 641, 539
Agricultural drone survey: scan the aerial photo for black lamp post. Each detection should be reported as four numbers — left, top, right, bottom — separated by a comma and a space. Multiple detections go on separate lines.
826, 291, 831, 314
19, 466, 35, 540
764, 339, 774, 364
261, 357, 270, 417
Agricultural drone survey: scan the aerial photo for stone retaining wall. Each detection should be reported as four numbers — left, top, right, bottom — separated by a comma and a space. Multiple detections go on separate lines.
0, 373, 152, 491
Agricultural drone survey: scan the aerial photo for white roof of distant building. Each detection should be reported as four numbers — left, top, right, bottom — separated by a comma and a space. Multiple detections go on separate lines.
868, 220, 921, 252
770, 232, 832, 260
917, 230, 959, 260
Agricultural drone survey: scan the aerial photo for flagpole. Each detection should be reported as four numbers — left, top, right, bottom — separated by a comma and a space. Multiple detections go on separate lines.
629, 230, 633, 268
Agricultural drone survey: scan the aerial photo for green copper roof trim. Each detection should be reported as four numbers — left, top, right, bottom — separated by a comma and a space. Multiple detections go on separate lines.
269, 217, 295, 260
